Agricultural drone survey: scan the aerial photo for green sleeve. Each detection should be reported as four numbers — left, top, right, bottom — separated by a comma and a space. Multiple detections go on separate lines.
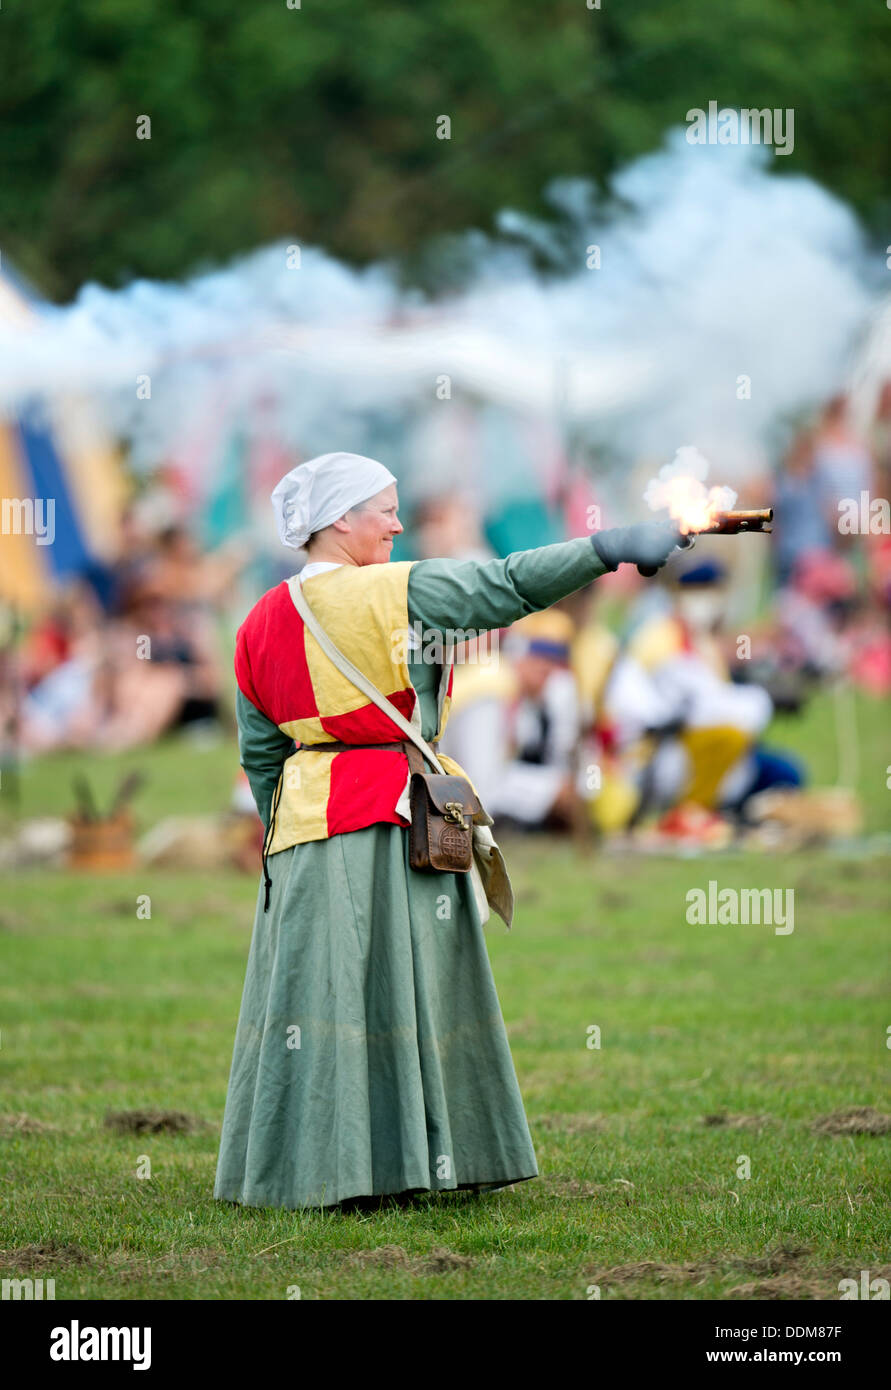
236, 687, 295, 829
407, 536, 608, 634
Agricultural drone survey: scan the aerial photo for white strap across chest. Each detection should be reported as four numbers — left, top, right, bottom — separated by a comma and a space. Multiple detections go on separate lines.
286, 573, 449, 774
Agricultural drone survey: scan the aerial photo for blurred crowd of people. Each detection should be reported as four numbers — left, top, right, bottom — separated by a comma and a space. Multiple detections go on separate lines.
770, 391, 891, 688
438, 389, 891, 846
3, 387, 888, 850
443, 558, 805, 847
8, 506, 244, 755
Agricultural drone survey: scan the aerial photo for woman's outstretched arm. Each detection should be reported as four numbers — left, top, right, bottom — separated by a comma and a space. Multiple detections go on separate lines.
407, 525, 684, 635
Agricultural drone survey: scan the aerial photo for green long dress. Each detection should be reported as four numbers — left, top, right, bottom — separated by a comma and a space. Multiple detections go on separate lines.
213, 537, 608, 1209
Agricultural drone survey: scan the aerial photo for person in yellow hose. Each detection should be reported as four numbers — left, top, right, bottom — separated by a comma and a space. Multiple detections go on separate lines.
587, 559, 777, 842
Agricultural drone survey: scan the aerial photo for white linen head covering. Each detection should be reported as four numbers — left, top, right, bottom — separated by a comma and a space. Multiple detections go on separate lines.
271, 452, 398, 550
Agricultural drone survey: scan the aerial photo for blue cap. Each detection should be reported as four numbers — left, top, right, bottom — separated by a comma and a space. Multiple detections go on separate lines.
527, 638, 571, 661
676, 560, 727, 587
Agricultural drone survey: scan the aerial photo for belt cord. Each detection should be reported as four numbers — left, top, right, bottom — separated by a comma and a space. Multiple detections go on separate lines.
260, 740, 439, 908
262, 772, 284, 912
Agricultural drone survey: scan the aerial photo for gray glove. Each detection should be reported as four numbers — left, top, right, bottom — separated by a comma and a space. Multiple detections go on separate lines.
591, 520, 693, 574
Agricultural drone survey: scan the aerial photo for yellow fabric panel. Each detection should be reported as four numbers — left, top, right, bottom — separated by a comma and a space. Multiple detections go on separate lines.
268, 563, 487, 851
301, 561, 415, 712
0, 423, 49, 612
0, 273, 125, 578
447, 657, 518, 715
571, 623, 619, 708
680, 726, 750, 809
435, 691, 451, 739
51, 400, 129, 562
268, 749, 482, 852
627, 615, 685, 671
438, 753, 482, 803
268, 750, 333, 850
588, 769, 640, 832
278, 715, 329, 745
511, 609, 575, 643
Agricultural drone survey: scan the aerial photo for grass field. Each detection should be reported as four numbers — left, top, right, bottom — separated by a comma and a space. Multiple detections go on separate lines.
1, 690, 889, 1300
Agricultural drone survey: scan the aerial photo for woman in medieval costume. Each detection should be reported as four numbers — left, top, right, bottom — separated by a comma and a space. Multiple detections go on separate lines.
214, 452, 685, 1210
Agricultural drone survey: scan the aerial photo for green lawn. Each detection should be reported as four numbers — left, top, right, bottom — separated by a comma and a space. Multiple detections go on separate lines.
0, 691, 888, 1299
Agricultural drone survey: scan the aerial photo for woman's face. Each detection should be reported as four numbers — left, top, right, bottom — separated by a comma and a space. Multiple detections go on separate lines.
348, 484, 403, 564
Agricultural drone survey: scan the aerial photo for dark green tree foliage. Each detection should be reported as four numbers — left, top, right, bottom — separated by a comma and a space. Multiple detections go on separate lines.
0, 0, 886, 299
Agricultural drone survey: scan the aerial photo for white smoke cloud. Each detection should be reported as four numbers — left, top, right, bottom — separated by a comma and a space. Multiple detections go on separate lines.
0, 128, 880, 502
643, 444, 737, 529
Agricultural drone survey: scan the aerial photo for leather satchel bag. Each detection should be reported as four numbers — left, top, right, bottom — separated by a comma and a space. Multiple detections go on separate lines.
403, 740, 480, 873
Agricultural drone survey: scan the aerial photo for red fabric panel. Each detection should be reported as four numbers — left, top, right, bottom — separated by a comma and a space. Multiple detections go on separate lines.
319, 687, 416, 743
327, 749, 411, 835
233, 625, 261, 710
234, 582, 318, 724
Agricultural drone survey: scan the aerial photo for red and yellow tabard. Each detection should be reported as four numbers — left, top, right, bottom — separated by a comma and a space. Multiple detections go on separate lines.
235, 560, 478, 853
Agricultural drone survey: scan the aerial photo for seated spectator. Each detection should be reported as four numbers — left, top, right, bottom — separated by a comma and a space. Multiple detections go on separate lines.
440, 611, 585, 834
596, 560, 804, 839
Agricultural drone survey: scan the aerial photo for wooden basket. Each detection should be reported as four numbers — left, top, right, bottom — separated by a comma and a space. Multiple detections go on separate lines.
67, 811, 135, 871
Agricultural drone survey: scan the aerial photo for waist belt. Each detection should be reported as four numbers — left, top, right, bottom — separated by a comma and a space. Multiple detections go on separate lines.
299, 739, 480, 877
261, 739, 439, 907
298, 739, 438, 774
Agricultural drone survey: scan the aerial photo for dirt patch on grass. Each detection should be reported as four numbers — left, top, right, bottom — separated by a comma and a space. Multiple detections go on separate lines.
587, 1245, 812, 1291
104, 1109, 208, 1135
834, 859, 889, 882
811, 1107, 891, 1136
0, 911, 30, 932
703, 1113, 773, 1130
733, 1246, 811, 1276
729, 1262, 891, 1300
422, 1249, 475, 1274
0, 1241, 91, 1272
344, 1244, 474, 1275
587, 1258, 720, 1287
0, 1112, 57, 1136
600, 891, 631, 911
830, 981, 882, 998
727, 1273, 822, 1299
